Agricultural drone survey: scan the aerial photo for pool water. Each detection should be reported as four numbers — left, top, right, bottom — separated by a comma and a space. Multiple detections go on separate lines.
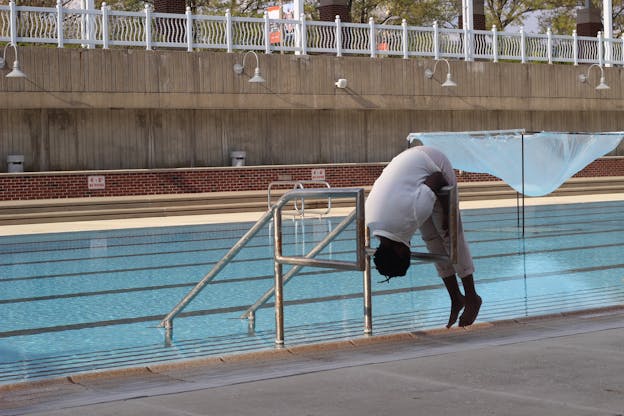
1, 200, 623, 384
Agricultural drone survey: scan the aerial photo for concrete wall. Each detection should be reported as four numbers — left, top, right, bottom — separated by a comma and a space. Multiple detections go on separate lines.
0, 47, 623, 172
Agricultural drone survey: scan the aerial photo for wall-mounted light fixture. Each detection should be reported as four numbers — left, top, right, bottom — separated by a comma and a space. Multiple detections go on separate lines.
334, 78, 347, 89
424, 59, 456, 88
578, 64, 610, 90
0, 43, 27, 78
233, 51, 265, 83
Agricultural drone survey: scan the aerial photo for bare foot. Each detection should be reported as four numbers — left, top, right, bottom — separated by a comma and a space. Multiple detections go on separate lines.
459, 295, 482, 327
446, 295, 465, 328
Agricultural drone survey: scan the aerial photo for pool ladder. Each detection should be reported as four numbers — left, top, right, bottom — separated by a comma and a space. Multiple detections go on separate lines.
267, 180, 332, 218
159, 186, 457, 347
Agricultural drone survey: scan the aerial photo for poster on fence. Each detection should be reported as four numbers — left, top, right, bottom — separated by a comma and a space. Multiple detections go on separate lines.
268, 6, 282, 44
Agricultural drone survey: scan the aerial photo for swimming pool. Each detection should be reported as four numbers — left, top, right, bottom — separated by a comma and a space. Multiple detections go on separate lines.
1, 199, 623, 385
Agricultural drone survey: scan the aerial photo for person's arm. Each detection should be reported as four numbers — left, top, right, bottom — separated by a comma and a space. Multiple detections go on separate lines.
423, 171, 447, 193
423, 172, 450, 229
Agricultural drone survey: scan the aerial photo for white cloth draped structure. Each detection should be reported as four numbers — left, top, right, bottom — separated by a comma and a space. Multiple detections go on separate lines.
407, 130, 624, 196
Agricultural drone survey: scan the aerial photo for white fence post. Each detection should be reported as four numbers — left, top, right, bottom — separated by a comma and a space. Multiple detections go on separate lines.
9, 0, 17, 46
621, 34, 624, 66
144, 4, 152, 51
226, 9, 232, 53
369, 17, 375, 58
402, 19, 408, 59
572, 30, 578, 65
85, 0, 94, 49
547, 27, 552, 64
79, 0, 87, 48
492, 25, 498, 62
598, 31, 603, 66
102, 2, 109, 49
56, 0, 65, 48
433, 21, 439, 60
463, 24, 469, 60
299, 13, 307, 55
335, 15, 342, 57
186, 6, 193, 52
264, 11, 271, 54
520, 27, 526, 63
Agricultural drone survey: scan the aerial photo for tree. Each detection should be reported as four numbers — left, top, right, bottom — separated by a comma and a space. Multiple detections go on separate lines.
484, 0, 548, 30
355, 0, 459, 26
536, 0, 624, 37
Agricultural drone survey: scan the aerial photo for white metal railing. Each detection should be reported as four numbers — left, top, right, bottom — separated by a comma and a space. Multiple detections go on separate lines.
1, 0, 622, 66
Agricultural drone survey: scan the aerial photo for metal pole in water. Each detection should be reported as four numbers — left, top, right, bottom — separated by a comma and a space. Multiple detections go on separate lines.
363, 227, 373, 335
273, 209, 285, 348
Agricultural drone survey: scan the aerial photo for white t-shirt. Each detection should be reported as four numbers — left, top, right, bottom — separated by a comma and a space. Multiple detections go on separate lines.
365, 147, 440, 247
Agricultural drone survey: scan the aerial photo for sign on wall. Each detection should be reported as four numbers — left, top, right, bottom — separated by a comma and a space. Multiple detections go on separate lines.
311, 168, 325, 180
88, 175, 106, 190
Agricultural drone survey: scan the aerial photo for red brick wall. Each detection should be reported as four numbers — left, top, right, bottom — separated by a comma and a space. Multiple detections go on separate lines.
0, 159, 622, 201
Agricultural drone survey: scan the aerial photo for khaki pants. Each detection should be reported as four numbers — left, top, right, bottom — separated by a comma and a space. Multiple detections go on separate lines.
418, 147, 475, 279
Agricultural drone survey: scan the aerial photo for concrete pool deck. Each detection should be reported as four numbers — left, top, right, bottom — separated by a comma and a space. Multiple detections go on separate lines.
2, 308, 623, 416
1, 193, 623, 415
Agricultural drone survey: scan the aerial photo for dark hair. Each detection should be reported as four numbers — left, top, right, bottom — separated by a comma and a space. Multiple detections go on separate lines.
373, 240, 411, 278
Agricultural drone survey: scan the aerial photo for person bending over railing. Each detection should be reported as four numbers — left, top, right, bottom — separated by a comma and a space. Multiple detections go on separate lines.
365, 145, 482, 328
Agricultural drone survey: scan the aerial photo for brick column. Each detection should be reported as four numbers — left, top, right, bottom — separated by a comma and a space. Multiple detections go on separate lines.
154, 0, 186, 14
576, 5, 603, 37
472, 0, 485, 30
318, 0, 350, 22
458, 0, 486, 30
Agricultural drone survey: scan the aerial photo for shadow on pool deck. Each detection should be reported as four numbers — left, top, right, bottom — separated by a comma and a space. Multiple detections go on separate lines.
1, 306, 623, 416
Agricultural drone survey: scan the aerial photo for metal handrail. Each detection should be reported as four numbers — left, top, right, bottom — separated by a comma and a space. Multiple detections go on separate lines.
267, 180, 332, 217
159, 207, 275, 345
272, 188, 368, 346
160, 184, 457, 347
240, 209, 357, 321
159, 187, 366, 345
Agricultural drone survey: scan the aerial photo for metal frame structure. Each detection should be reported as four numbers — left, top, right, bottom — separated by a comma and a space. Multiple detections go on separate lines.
159, 185, 458, 348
